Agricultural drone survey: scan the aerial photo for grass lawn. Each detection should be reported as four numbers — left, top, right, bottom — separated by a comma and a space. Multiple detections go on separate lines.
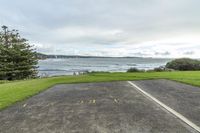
0, 71, 200, 110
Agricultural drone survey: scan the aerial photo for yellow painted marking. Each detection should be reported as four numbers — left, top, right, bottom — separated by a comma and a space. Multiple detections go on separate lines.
50, 102, 55, 106
114, 99, 118, 103
23, 104, 27, 107
89, 100, 92, 104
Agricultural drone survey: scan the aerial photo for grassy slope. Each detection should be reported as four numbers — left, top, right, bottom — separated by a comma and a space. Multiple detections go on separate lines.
0, 71, 200, 110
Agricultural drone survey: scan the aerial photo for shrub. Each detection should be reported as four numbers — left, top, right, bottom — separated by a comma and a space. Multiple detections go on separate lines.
166, 58, 200, 71
153, 67, 165, 72
149, 66, 174, 72
127, 67, 144, 72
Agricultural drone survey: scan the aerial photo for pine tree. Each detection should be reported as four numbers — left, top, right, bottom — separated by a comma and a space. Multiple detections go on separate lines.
0, 26, 38, 80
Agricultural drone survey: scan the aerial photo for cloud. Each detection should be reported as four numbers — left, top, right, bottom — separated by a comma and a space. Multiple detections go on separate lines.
155, 51, 171, 56
0, 0, 200, 58
183, 51, 195, 55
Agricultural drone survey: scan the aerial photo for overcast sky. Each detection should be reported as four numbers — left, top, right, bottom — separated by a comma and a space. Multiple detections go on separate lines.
0, 0, 200, 58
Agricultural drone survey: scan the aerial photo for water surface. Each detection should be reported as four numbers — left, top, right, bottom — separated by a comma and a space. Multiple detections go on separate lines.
38, 57, 171, 76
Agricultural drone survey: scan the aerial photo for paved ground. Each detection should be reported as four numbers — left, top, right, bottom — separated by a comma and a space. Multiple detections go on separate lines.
0, 80, 199, 133
134, 79, 200, 128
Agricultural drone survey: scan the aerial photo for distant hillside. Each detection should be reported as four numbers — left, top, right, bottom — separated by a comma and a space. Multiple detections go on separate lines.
37, 53, 175, 59
36, 53, 110, 59
36, 53, 144, 59
36, 53, 49, 59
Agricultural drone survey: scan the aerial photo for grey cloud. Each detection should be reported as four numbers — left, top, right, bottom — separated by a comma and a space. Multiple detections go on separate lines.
129, 52, 151, 57
0, 0, 200, 57
155, 51, 171, 56
183, 51, 195, 55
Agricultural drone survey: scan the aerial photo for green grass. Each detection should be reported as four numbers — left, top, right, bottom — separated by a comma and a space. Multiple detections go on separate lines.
0, 71, 200, 110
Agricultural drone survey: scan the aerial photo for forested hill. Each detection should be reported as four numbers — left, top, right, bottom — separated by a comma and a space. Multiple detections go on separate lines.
36, 53, 143, 59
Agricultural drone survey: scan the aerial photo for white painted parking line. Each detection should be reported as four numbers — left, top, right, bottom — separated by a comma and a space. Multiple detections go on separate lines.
127, 81, 200, 133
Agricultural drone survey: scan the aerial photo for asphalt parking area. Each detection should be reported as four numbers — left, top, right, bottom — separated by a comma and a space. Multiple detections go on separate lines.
0, 81, 199, 133
133, 79, 200, 129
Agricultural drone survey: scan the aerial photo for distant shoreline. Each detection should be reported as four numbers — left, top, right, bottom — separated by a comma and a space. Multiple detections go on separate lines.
37, 53, 172, 60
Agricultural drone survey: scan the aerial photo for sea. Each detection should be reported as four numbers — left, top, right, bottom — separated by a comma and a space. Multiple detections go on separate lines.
38, 57, 171, 77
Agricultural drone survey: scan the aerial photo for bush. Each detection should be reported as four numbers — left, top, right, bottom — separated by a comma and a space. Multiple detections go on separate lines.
153, 67, 165, 72
148, 66, 174, 72
166, 58, 200, 71
127, 67, 144, 72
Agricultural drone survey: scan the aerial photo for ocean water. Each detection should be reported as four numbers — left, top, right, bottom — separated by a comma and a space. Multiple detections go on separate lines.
38, 58, 171, 77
